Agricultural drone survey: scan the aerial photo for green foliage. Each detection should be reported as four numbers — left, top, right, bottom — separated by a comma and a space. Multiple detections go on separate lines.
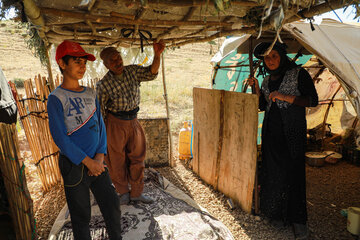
24, 26, 49, 67
140, 0, 148, 7
13, 78, 24, 88
213, 0, 232, 12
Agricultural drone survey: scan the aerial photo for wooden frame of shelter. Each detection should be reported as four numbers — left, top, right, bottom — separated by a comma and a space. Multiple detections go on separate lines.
18, 0, 353, 166
8, 0, 356, 219
20, 0, 353, 81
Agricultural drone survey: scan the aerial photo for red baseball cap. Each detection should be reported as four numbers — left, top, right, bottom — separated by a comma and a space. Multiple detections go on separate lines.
56, 40, 96, 64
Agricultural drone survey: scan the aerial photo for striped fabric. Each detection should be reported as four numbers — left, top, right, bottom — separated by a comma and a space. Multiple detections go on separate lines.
96, 65, 157, 118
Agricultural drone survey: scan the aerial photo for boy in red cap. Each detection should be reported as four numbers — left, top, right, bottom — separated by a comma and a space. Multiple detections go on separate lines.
47, 40, 122, 240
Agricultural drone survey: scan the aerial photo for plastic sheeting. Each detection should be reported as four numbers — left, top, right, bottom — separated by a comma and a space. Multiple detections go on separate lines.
211, 20, 360, 116
284, 19, 360, 116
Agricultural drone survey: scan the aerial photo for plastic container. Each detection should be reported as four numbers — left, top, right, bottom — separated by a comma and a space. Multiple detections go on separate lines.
178, 121, 191, 160
347, 207, 360, 235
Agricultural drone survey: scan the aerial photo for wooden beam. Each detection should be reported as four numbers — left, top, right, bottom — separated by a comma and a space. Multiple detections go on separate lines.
110, 11, 135, 20
23, 0, 48, 44
135, 7, 145, 20
170, 0, 350, 48
50, 23, 174, 32
46, 31, 227, 44
106, 0, 260, 7
41, 7, 233, 27
156, 6, 197, 41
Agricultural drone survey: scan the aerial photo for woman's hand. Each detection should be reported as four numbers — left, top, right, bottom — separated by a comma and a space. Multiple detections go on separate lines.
269, 91, 295, 103
246, 77, 260, 96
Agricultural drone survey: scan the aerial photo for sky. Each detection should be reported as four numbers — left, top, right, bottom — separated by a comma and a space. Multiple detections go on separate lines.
315, 6, 358, 23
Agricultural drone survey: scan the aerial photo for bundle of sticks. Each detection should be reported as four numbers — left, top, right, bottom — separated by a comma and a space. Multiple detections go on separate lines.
0, 123, 36, 239
13, 75, 61, 192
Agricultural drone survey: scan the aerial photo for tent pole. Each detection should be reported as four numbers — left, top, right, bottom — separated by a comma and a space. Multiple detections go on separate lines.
249, 36, 259, 215
211, 64, 219, 87
161, 53, 175, 167
248, 36, 255, 94
321, 85, 342, 149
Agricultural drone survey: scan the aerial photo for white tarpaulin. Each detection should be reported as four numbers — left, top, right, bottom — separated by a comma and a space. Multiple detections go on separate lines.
210, 35, 250, 64
211, 19, 360, 116
284, 19, 360, 116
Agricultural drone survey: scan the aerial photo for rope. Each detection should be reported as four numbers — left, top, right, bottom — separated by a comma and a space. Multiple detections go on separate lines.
19, 96, 47, 103
19, 111, 48, 120
34, 151, 59, 166
121, 28, 152, 52
325, 0, 343, 23
64, 164, 85, 187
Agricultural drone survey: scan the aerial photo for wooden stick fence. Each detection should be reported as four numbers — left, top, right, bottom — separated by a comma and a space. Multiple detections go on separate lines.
14, 75, 61, 192
0, 123, 36, 240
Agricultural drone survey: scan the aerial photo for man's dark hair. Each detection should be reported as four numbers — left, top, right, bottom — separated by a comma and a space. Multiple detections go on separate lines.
59, 55, 87, 74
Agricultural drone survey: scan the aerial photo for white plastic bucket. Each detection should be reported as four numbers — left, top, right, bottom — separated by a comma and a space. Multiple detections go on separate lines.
347, 207, 360, 235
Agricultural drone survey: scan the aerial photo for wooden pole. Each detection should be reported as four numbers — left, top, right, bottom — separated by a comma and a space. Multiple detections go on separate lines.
45, 45, 55, 91
41, 7, 233, 27
161, 54, 174, 167
248, 36, 256, 94
321, 85, 342, 150
103, 0, 258, 7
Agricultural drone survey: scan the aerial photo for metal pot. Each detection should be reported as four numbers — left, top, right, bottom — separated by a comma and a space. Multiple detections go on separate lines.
305, 151, 334, 167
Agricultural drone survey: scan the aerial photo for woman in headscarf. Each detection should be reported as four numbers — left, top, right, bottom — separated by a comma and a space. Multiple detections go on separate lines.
248, 42, 318, 240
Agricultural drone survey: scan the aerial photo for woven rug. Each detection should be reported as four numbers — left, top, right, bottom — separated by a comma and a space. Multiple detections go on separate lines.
49, 169, 234, 240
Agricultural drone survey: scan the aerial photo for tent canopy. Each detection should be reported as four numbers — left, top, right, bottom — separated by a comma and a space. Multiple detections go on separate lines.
211, 19, 360, 116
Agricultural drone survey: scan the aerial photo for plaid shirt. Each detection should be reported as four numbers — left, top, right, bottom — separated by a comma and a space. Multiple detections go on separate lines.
96, 65, 157, 118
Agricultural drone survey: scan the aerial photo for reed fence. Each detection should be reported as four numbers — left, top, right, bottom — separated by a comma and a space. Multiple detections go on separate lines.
14, 75, 61, 192
0, 123, 36, 239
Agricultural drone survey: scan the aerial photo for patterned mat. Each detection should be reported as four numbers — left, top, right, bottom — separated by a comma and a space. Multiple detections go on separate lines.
49, 169, 234, 240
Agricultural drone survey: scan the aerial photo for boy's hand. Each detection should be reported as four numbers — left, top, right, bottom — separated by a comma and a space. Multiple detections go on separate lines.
93, 153, 104, 163
82, 156, 105, 176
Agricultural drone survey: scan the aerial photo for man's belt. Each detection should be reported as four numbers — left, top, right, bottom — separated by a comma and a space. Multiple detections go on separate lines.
109, 107, 139, 120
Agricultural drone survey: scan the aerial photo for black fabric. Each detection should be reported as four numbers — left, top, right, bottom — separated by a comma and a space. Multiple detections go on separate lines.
108, 107, 139, 120
259, 66, 318, 225
59, 154, 122, 240
0, 67, 17, 124
253, 42, 287, 60
0, 104, 17, 124
54, 169, 235, 240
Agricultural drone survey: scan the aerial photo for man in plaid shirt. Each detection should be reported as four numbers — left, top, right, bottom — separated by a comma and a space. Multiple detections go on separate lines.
96, 40, 165, 204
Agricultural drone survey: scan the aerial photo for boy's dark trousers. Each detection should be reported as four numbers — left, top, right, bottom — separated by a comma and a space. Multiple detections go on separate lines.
59, 154, 122, 240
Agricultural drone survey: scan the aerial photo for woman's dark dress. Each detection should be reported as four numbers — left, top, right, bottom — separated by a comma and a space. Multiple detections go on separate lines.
259, 68, 318, 224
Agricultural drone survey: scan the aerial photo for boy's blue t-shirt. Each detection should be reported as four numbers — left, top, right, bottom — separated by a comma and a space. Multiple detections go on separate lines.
47, 86, 107, 165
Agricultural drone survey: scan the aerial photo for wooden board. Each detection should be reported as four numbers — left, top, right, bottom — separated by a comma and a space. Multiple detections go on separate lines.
193, 88, 222, 185
193, 88, 258, 213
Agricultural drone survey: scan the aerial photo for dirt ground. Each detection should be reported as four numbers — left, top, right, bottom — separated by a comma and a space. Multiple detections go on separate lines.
1, 20, 360, 239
